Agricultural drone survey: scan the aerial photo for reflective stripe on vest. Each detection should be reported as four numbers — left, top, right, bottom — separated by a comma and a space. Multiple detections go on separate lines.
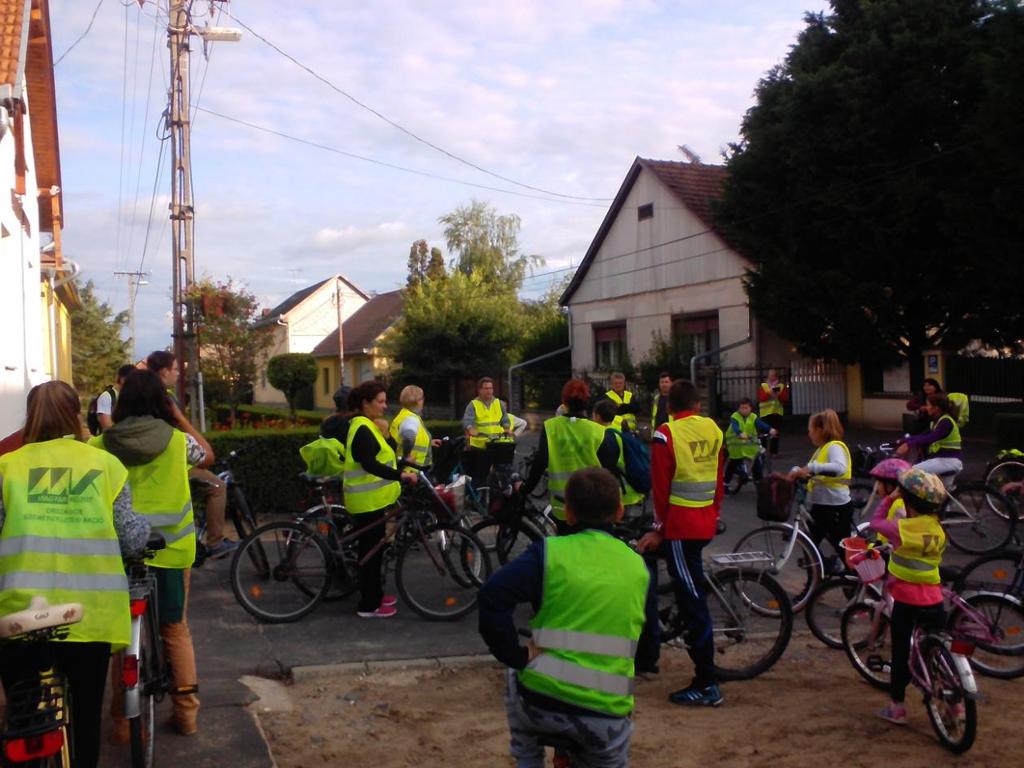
544, 416, 605, 520
725, 411, 759, 459
0, 438, 131, 649
928, 414, 962, 455
343, 416, 401, 514
519, 530, 648, 717
807, 440, 852, 492
759, 383, 784, 417
389, 408, 431, 471
888, 514, 945, 585
95, 429, 195, 570
470, 399, 505, 449
605, 390, 636, 430
667, 415, 722, 508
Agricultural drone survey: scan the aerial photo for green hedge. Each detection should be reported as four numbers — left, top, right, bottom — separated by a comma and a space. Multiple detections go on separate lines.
205, 419, 465, 516
210, 403, 323, 428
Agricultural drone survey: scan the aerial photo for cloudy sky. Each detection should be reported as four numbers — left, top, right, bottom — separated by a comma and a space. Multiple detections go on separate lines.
49, 0, 825, 355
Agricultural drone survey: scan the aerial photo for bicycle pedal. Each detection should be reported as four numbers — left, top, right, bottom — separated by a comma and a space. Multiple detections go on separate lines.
867, 656, 891, 674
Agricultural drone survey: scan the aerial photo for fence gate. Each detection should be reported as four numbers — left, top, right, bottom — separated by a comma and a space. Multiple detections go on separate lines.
791, 360, 847, 415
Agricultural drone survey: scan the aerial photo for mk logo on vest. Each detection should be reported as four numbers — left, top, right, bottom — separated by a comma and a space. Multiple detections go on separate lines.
687, 439, 720, 462
27, 467, 103, 504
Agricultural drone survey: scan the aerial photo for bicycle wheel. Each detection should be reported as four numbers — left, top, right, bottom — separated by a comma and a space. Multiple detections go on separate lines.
470, 516, 544, 566
731, 524, 822, 613
805, 576, 866, 649
230, 521, 331, 623
706, 568, 793, 681
395, 523, 492, 621
303, 506, 358, 602
949, 593, 1024, 679
984, 461, 1024, 517
841, 601, 891, 690
943, 482, 1017, 555
920, 635, 977, 754
130, 609, 159, 768
954, 550, 1021, 594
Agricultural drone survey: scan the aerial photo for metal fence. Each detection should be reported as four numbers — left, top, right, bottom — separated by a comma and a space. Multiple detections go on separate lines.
707, 362, 846, 418
946, 356, 1024, 404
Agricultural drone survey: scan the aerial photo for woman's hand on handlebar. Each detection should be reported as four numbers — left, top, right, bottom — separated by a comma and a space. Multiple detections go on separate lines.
787, 467, 811, 482
401, 472, 419, 485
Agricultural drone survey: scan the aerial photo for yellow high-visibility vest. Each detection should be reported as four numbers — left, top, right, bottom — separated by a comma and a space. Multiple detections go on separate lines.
667, 415, 722, 508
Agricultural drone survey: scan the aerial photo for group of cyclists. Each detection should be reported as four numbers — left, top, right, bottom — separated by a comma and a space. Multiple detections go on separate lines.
0, 356, 996, 766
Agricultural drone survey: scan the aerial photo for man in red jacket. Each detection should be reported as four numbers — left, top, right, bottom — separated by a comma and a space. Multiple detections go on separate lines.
639, 379, 725, 707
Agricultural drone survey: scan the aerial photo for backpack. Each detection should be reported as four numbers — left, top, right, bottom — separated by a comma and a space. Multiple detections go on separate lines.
609, 428, 652, 494
86, 386, 116, 436
756, 474, 794, 522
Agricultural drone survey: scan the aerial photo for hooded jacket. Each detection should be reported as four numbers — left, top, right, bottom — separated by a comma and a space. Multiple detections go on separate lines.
99, 416, 175, 466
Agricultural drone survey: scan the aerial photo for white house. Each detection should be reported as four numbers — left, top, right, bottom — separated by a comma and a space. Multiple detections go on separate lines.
252, 275, 368, 406
561, 156, 845, 414
0, 0, 70, 437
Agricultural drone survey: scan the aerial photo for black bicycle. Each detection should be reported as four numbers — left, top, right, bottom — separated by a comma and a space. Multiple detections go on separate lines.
190, 449, 260, 566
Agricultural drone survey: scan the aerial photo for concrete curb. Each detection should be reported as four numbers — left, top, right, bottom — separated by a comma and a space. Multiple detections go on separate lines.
290, 654, 499, 683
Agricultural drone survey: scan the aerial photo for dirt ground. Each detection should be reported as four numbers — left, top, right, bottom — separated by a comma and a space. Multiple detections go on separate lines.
257, 636, 1020, 768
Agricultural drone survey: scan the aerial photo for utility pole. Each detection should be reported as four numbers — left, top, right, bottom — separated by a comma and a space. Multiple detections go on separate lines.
113, 269, 150, 360
335, 276, 345, 387
166, 1, 240, 414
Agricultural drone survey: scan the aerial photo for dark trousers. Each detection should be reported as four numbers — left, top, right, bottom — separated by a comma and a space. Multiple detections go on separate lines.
890, 601, 946, 703
808, 502, 854, 559
761, 414, 782, 455
0, 640, 111, 768
355, 509, 388, 612
463, 448, 493, 489
660, 538, 716, 686
724, 456, 763, 486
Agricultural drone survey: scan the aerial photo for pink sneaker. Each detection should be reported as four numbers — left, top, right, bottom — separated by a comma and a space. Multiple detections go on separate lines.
381, 595, 398, 607
357, 605, 397, 619
878, 703, 907, 725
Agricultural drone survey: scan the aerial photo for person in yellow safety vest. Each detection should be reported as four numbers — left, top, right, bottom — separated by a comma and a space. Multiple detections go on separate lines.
868, 467, 948, 727
865, 458, 912, 544
479, 467, 660, 766
723, 398, 777, 494
91, 369, 211, 738
344, 381, 418, 619
0, 381, 150, 768
604, 372, 638, 432
895, 393, 963, 486
650, 371, 674, 429
462, 377, 513, 488
389, 385, 443, 474
757, 369, 788, 455
788, 409, 853, 575
592, 399, 645, 513
519, 379, 620, 534
638, 379, 724, 706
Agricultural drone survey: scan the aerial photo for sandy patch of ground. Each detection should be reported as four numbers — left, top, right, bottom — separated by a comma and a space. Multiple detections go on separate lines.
257, 636, 1019, 768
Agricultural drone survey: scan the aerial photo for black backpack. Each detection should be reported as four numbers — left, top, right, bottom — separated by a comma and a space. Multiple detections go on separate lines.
87, 385, 116, 436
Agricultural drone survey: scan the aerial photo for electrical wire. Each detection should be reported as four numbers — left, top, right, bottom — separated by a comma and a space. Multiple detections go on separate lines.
136, 132, 168, 279
114, 3, 130, 284
53, 0, 106, 66
193, 105, 609, 208
221, 7, 612, 204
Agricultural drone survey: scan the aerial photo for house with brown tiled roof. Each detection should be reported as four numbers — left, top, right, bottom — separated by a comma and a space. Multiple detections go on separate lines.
560, 155, 845, 416
0, 0, 76, 436
310, 290, 404, 409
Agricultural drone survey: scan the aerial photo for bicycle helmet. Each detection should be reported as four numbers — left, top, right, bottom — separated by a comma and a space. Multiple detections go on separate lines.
897, 467, 947, 508
869, 458, 912, 481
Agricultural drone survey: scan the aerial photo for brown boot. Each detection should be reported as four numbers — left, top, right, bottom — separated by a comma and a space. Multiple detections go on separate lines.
161, 621, 200, 736
109, 651, 130, 745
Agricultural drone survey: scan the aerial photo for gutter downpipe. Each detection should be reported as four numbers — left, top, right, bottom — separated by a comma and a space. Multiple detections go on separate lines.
689, 334, 753, 399
507, 307, 573, 411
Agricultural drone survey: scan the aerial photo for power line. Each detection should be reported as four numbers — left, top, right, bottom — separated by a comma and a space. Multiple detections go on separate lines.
114, 3, 130, 283
136, 134, 168, 277
53, 0, 106, 67
221, 7, 612, 204
193, 105, 609, 208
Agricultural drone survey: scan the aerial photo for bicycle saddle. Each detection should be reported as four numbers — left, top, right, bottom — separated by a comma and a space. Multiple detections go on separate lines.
0, 596, 83, 639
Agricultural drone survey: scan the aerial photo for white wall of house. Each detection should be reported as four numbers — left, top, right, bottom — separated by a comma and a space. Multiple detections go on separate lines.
568, 167, 755, 372
252, 278, 367, 406
0, 83, 45, 436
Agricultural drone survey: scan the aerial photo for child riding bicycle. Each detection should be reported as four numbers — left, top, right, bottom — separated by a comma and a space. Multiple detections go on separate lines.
723, 398, 776, 494
478, 467, 659, 767
867, 467, 948, 725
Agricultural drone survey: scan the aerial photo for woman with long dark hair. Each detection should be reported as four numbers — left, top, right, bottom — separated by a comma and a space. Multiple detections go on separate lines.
0, 381, 149, 768
94, 368, 211, 737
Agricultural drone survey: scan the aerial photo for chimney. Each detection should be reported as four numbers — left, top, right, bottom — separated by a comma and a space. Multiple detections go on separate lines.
261, 308, 271, 317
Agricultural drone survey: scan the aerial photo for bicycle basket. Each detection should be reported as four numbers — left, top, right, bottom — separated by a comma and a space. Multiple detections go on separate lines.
756, 474, 793, 522
841, 537, 886, 584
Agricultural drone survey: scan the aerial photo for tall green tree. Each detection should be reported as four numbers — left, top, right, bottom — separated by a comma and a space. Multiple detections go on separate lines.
70, 280, 129, 395
439, 201, 542, 289
715, 0, 1024, 389
406, 239, 447, 287
188, 277, 275, 426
